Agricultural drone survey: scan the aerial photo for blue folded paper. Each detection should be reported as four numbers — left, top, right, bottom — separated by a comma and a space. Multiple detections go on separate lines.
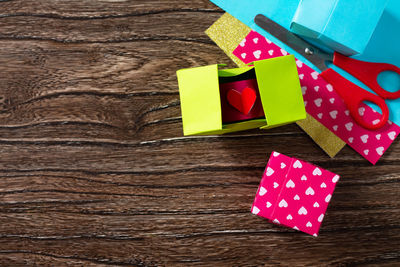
210, 0, 400, 125
291, 0, 388, 56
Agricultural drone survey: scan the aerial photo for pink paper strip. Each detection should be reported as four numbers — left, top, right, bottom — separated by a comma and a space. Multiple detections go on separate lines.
252, 151, 340, 236
233, 31, 400, 164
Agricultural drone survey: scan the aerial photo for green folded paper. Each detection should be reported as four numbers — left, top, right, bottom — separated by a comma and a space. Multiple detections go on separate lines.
177, 55, 306, 136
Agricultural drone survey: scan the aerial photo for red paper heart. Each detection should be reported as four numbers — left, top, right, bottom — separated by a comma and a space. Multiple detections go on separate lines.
227, 87, 257, 115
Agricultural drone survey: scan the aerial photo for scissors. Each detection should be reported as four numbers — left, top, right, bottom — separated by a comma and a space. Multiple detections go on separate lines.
255, 14, 400, 130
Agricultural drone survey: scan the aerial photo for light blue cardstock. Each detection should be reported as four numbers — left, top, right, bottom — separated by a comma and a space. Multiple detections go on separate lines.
291, 0, 388, 56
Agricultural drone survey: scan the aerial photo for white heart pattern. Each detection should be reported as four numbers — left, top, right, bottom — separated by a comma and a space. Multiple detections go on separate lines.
253, 38, 258, 44
305, 187, 315, 196
268, 50, 274, 56
266, 167, 274, 176
293, 160, 302, 168
293, 226, 299, 230
313, 167, 322, 176
333, 125, 338, 131
287, 214, 293, 220
265, 37, 271, 44
239, 39, 246, 47
299, 74, 304, 80
329, 98, 335, 104
296, 60, 303, 68
281, 162, 286, 169
294, 194, 300, 200
345, 122, 353, 131
372, 119, 380, 125
259, 186, 267, 196
266, 202, 272, 208
301, 175, 307, 181
358, 107, 365, 116
241, 53, 246, 59
298, 206, 308, 215
326, 84, 333, 92
273, 219, 280, 224
376, 134, 381, 140
306, 221, 312, 227
311, 71, 319, 80
376, 147, 384, 156
360, 134, 369, 143
325, 194, 332, 202
364, 149, 369, 155
279, 199, 288, 208
301, 86, 307, 95
317, 113, 323, 119
332, 175, 340, 183
273, 182, 279, 188
273, 152, 280, 157
345, 110, 350, 116
253, 50, 262, 59
388, 131, 396, 140
320, 182, 327, 188
252, 206, 260, 214
286, 179, 295, 188
329, 110, 338, 119
348, 137, 354, 143
318, 214, 324, 222
313, 202, 319, 208
314, 86, 319, 92
280, 49, 288, 56
314, 98, 323, 107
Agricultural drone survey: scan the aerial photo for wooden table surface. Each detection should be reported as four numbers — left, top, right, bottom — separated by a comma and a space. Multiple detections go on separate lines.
0, 1, 399, 266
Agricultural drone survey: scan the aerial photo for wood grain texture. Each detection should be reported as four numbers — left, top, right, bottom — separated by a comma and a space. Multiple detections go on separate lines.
0, 0, 399, 266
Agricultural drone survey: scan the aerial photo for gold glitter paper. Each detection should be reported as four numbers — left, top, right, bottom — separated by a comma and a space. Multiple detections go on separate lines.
205, 13, 250, 67
205, 13, 346, 158
296, 114, 345, 157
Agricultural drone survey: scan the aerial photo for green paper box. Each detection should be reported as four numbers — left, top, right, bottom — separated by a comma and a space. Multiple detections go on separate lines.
177, 55, 306, 136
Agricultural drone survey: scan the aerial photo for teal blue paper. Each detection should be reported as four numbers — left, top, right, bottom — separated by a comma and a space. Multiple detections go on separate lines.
210, 0, 400, 125
291, 0, 388, 55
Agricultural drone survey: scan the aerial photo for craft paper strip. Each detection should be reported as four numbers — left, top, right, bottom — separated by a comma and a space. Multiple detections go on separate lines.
233, 31, 400, 164
205, 13, 345, 158
210, 0, 400, 125
252, 151, 340, 236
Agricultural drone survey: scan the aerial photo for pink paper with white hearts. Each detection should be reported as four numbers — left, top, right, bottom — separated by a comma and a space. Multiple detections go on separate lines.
251, 152, 292, 219
252, 151, 340, 236
233, 31, 400, 164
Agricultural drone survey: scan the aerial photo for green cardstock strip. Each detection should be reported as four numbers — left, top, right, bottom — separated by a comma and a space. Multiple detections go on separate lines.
177, 56, 306, 136
253, 56, 305, 129
205, 13, 346, 158
177, 64, 222, 136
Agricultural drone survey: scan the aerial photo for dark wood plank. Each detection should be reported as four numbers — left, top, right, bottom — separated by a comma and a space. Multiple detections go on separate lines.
0, 0, 399, 266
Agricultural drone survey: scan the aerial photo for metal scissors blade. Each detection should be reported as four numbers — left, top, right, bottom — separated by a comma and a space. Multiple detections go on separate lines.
254, 14, 332, 72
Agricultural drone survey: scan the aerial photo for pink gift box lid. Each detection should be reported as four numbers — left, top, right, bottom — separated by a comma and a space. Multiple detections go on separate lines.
251, 151, 340, 236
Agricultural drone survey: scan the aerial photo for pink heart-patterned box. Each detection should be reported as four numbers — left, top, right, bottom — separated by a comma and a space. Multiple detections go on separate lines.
251, 151, 340, 236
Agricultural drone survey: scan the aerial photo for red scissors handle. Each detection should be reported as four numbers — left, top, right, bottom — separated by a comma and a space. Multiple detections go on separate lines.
333, 52, 400, 99
321, 69, 389, 130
